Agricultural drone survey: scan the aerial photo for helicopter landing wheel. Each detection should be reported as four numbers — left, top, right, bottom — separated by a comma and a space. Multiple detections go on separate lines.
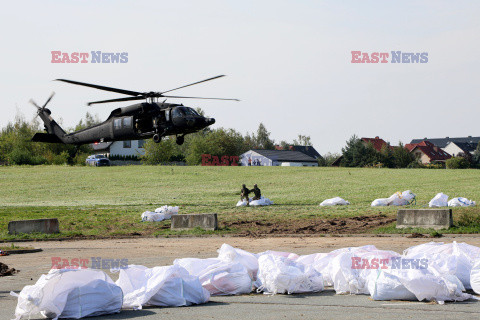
176, 135, 184, 145
153, 134, 162, 143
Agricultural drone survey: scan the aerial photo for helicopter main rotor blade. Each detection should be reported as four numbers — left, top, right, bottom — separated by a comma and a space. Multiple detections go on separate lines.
56, 79, 142, 96
161, 75, 226, 94
162, 95, 240, 101
88, 96, 146, 106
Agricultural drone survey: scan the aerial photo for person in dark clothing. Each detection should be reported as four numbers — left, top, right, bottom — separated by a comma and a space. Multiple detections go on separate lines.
252, 184, 261, 200
240, 184, 251, 205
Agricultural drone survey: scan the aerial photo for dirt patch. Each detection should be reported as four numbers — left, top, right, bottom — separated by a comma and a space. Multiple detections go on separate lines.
0, 262, 18, 276
223, 215, 396, 235
407, 233, 427, 238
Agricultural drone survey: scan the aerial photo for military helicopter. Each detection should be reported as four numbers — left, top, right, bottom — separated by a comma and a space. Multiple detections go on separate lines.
31, 75, 238, 146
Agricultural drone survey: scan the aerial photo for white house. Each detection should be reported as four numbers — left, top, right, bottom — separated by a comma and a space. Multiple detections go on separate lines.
91, 140, 146, 158
240, 149, 318, 167
442, 141, 476, 157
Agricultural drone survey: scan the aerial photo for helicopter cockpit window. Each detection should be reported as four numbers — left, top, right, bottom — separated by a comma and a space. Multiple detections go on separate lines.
183, 108, 199, 116
123, 116, 132, 128
172, 107, 184, 118
114, 119, 122, 129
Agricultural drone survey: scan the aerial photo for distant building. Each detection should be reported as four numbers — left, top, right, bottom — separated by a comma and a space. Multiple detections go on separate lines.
409, 136, 480, 149
240, 149, 318, 167
91, 140, 146, 157
275, 145, 323, 160
406, 140, 451, 164
442, 141, 477, 157
361, 136, 392, 152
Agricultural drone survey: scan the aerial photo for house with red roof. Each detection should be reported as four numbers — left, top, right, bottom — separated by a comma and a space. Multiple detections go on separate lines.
406, 140, 451, 164
361, 136, 392, 152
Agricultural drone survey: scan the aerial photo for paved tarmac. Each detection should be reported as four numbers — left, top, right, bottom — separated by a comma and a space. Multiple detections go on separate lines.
1, 235, 480, 320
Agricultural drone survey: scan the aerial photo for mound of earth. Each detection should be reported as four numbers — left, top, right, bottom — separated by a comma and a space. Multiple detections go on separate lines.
0, 262, 18, 276
223, 215, 395, 235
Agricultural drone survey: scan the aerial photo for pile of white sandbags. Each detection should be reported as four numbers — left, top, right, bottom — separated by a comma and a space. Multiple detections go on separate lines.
319, 197, 350, 206
13, 241, 480, 319
371, 190, 416, 207
236, 196, 274, 207
141, 205, 179, 222
429, 193, 476, 207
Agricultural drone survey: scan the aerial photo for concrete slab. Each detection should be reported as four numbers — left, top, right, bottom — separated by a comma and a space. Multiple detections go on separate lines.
397, 209, 453, 230
8, 218, 60, 235
171, 214, 218, 231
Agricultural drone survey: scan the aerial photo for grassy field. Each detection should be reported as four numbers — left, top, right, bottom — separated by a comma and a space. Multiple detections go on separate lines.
0, 165, 479, 240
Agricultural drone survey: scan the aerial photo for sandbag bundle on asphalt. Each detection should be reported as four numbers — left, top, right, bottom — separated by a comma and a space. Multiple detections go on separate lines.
12, 269, 123, 320
114, 264, 209, 309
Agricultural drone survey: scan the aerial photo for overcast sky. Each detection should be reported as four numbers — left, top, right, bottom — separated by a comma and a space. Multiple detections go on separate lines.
1, 1, 479, 154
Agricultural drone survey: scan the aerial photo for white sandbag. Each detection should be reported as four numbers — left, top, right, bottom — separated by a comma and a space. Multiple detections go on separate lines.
429, 193, 449, 207
469, 259, 480, 294
329, 247, 401, 295
367, 269, 416, 301
174, 258, 253, 295
256, 254, 324, 295
12, 269, 122, 320
371, 190, 415, 207
217, 244, 259, 280
141, 205, 179, 222
371, 198, 390, 207
257, 250, 299, 261
236, 196, 273, 207
115, 264, 209, 309
448, 197, 476, 207
398, 269, 472, 303
403, 241, 480, 289
320, 197, 350, 206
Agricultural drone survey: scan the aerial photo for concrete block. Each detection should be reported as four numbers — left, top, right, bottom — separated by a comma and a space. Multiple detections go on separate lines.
8, 218, 60, 235
397, 209, 453, 230
171, 214, 218, 231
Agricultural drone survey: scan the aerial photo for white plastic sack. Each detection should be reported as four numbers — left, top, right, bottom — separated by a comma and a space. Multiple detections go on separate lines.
141, 205, 179, 222
256, 254, 324, 295
367, 269, 416, 301
448, 197, 476, 207
371, 190, 416, 207
398, 269, 472, 303
429, 193, 449, 208
403, 241, 480, 289
12, 269, 122, 320
236, 196, 273, 207
115, 264, 209, 309
320, 197, 350, 206
469, 259, 480, 294
329, 247, 400, 295
217, 244, 259, 280
174, 258, 253, 295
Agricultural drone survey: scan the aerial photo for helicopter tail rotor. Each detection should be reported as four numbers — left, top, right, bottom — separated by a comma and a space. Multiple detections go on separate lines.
30, 92, 55, 116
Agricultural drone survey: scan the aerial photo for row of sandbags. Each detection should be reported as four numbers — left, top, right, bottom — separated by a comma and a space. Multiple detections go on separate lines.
320, 191, 476, 208
12, 242, 480, 319
429, 193, 476, 207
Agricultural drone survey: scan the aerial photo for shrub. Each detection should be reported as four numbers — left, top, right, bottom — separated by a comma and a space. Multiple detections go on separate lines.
446, 157, 470, 169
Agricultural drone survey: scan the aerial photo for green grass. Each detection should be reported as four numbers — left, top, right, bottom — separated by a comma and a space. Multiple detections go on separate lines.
0, 165, 479, 239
